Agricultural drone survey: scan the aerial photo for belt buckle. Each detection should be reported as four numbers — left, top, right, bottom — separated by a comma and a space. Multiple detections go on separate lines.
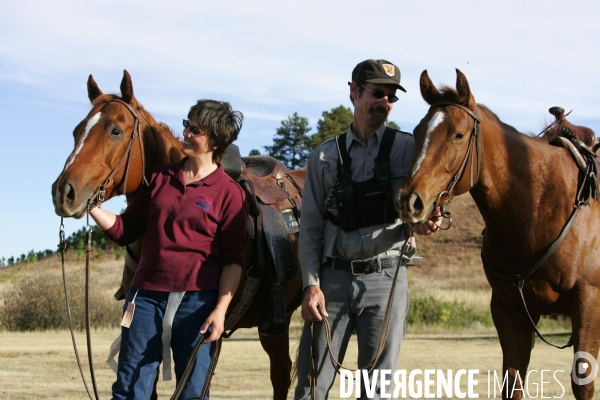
350, 260, 364, 276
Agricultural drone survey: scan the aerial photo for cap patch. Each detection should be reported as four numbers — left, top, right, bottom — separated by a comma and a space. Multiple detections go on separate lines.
382, 64, 395, 77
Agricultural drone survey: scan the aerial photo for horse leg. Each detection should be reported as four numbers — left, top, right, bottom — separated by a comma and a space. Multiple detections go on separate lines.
569, 295, 600, 400
491, 291, 535, 400
258, 319, 293, 400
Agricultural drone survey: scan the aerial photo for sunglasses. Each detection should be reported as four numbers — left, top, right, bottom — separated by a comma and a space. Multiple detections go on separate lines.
182, 119, 205, 136
361, 85, 399, 103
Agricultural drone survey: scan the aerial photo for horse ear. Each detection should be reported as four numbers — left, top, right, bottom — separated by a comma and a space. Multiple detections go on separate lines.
419, 70, 442, 105
87, 74, 103, 103
120, 70, 135, 104
455, 69, 476, 109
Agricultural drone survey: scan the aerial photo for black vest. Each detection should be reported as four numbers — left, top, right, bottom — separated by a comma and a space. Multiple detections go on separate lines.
326, 127, 399, 231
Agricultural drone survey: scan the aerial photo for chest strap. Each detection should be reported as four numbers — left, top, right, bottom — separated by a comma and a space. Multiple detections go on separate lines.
336, 126, 396, 192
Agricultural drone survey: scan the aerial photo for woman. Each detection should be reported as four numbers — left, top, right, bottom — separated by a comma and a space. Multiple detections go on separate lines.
90, 100, 248, 399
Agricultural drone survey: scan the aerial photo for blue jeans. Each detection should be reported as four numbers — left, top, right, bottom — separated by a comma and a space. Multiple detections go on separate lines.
112, 289, 218, 400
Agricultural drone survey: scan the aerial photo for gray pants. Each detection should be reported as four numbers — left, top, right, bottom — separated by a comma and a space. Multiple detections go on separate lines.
294, 265, 409, 400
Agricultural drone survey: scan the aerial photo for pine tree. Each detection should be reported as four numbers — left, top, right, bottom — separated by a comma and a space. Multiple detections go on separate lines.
248, 149, 261, 156
264, 112, 312, 169
387, 120, 401, 131
310, 105, 353, 147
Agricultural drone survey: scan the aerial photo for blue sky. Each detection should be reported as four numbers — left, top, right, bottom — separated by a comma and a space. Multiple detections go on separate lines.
1, 1, 599, 260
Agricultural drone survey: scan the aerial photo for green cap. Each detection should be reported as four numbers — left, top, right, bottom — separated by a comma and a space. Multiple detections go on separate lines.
350, 59, 406, 92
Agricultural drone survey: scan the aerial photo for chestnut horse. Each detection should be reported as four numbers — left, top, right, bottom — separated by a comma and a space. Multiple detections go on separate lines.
397, 69, 600, 399
51, 70, 303, 399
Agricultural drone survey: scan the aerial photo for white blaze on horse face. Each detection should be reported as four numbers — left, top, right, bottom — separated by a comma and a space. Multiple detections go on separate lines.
64, 112, 101, 171
411, 111, 444, 178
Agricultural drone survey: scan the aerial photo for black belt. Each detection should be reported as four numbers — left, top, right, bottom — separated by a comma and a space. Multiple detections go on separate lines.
321, 257, 405, 276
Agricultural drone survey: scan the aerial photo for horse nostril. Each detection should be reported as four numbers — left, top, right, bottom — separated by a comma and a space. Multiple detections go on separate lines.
65, 183, 76, 205
411, 193, 424, 215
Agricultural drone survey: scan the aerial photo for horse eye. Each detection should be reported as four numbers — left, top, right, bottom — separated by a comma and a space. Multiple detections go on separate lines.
110, 127, 123, 137
455, 132, 464, 140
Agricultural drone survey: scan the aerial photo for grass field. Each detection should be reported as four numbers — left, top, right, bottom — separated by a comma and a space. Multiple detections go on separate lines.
0, 196, 596, 398
1, 328, 592, 399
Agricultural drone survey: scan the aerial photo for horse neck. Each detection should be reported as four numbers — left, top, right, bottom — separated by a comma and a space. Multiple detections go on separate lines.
140, 117, 183, 171
123, 114, 182, 203
470, 111, 578, 244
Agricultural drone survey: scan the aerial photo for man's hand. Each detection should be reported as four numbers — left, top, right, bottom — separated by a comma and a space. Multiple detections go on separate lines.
300, 285, 328, 322
412, 209, 442, 235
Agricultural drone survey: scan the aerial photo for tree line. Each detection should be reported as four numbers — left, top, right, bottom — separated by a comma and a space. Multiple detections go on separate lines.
251, 105, 400, 169
1, 225, 122, 267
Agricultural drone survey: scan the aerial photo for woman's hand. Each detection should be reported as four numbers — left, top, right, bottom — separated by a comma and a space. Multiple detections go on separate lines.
88, 206, 117, 231
200, 263, 242, 343
199, 305, 227, 344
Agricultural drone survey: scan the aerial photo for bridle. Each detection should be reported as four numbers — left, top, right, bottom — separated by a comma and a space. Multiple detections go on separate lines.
87, 98, 149, 209
429, 102, 482, 229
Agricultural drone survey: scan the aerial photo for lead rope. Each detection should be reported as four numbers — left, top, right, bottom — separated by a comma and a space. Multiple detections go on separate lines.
59, 218, 95, 400
85, 201, 101, 400
170, 334, 222, 400
309, 234, 411, 399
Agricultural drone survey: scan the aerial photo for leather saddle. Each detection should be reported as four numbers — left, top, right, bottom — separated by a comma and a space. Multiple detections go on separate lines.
237, 156, 304, 338
238, 156, 301, 284
546, 107, 600, 205
545, 106, 598, 148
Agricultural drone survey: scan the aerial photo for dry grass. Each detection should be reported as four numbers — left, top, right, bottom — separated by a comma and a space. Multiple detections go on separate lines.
1, 329, 594, 399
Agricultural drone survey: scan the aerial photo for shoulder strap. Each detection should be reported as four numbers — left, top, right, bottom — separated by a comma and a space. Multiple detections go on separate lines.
374, 127, 397, 190
335, 133, 352, 175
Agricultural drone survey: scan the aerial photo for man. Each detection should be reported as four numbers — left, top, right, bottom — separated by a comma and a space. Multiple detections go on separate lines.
294, 59, 440, 399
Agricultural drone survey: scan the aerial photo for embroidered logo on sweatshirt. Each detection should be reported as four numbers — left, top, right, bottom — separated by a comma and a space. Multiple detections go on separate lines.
195, 197, 212, 211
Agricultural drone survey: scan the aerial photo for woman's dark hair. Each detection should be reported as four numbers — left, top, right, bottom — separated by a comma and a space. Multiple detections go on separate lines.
188, 100, 243, 163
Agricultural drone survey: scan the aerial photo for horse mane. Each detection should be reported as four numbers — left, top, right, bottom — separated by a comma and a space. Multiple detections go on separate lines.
434, 86, 523, 136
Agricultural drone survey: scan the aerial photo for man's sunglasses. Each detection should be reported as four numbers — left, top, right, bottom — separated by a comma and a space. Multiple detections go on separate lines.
361, 85, 399, 103
182, 119, 205, 136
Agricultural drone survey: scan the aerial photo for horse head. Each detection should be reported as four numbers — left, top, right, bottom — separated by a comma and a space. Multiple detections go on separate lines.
396, 69, 481, 224
52, 70, 177, 218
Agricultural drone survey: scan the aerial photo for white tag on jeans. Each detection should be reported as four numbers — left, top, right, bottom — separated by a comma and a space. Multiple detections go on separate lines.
120, 302, 135, 328
120, 289, 139, 328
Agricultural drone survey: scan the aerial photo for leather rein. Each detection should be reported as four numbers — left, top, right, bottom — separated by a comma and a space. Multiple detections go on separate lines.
433, 101, 592, 349
58, 100, 218, 399
482, 139, 600, 350
309, 235, 411, 400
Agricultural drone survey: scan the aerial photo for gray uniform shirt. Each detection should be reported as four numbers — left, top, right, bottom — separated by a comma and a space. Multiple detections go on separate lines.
299, 123, 416, 288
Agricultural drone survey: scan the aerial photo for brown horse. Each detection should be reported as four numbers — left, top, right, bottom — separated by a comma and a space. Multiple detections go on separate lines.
396, 69, 600, 399
51, 70, 303, 399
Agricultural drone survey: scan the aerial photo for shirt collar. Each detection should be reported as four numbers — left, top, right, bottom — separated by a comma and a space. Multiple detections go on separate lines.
168, 157, 225, 187
345, 123, 387, 151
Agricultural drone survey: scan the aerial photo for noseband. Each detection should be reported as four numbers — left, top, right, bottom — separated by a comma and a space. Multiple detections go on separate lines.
88, 99, 148, 210
429, 102, 482, 225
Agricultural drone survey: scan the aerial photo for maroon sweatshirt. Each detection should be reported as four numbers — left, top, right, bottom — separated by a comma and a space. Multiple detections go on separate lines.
104, 159, 248, 292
